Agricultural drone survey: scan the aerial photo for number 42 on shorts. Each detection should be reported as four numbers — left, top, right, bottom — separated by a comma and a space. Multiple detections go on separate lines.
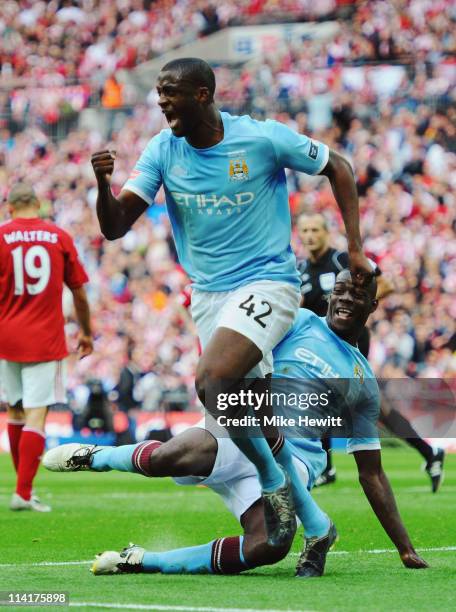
238, 295, 272, 328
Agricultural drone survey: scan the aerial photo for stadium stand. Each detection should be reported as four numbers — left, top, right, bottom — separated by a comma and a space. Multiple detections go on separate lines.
1, 0, 455, 416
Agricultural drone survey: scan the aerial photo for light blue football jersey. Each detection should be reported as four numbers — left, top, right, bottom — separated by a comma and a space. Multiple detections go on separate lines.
122, 112, 329, 292
272, 309, 381, 482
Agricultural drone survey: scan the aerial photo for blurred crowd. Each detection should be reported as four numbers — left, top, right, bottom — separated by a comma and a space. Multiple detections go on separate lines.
1, 1, 455, 411
1, 0, 455, 123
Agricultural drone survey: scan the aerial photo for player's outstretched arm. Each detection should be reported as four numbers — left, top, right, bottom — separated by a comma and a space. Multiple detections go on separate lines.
91, 150, 148, 240
71, 286, 93, 359
353, 449, 428, 569
320, 150, 374, 284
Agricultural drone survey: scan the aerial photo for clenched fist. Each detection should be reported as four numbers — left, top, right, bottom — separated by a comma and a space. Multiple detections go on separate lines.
91, 150, 116, 187
348, 248, 381, 287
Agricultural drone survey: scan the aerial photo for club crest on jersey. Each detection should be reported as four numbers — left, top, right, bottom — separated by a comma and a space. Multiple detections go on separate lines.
229, 158, 249, 181
354, 364, 364, 384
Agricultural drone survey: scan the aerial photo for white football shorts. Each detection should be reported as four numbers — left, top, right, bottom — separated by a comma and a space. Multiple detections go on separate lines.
0, 359, 67, 408
191, 280, 300, 377
173, 423, 310, 522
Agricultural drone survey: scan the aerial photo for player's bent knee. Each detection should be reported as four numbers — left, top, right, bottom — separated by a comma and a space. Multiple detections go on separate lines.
195, 361, 223, 409
147, 444, 178, 476
195, 359, 248, 416
243, 535, 290, 568
195, 367, 206, 405
148, 441, 196, 477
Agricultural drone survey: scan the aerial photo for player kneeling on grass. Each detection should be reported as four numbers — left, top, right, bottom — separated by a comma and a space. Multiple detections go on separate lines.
44, 270, 428, 575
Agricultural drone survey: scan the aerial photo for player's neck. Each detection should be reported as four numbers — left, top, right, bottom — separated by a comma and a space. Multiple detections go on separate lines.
309, 245, 329, 263
185, 107, 224, 149
11, 210, 39, 219
327, 320, 358, 346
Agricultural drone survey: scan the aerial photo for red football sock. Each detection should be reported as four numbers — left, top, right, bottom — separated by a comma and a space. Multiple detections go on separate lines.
16, 428, 46, 501
131, 440, 163, 476
7, 420, 25, 472
211, 537, 248, 574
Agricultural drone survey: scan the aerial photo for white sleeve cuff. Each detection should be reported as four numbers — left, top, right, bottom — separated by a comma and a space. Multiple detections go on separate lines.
314, 144, 330, 175
347, 442, 381, 454
121, 183, 154, 206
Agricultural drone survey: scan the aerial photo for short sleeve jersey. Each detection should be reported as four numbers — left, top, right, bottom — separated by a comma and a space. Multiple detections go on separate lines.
0, 218, 89, 362
272, 309, 381, 461
123, 112, 329, 292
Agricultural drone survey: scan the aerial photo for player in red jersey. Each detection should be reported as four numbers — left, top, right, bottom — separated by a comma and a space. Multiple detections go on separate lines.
0, 183, 93, 512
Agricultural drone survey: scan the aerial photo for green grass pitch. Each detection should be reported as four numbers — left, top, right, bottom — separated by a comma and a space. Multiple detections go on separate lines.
0, 448, 454, 611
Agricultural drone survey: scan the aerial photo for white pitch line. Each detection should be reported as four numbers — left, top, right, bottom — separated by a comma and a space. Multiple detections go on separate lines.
1, 546, 454, 569
69, 604, 309, 612
330, 545, 456, 555
0, 560, 92, 568
292, 545, 456, 557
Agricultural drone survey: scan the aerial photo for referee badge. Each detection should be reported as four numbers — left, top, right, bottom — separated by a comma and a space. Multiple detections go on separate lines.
319, 272, 336, 291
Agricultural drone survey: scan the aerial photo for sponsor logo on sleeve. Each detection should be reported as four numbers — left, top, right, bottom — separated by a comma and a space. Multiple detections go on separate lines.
308, 141, 319, 160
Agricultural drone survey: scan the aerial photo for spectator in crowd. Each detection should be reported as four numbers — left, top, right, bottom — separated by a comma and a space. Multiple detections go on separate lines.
101, 73, 124, 138
77, 378, 113, 433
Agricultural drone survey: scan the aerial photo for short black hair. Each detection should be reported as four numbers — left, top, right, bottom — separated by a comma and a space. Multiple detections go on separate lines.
337, 269, 378, 300
160, 57, 216, 101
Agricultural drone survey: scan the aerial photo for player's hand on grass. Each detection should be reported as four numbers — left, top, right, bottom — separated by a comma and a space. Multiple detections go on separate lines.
91, 150, 116, 187
348, 248, 380, 286
77, 334, 94, 359
400, 549, 429, 569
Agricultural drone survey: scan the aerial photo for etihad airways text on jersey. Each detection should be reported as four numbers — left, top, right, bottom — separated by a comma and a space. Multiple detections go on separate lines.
171, 192, 254, 208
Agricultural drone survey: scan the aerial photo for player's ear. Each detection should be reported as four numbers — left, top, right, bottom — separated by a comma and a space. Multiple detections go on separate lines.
369, 299, 378, 314
197, 86, 211, 104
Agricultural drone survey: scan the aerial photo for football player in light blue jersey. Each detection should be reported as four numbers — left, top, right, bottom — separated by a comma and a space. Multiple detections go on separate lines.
91, 57, 376, 549
44, 270, 427, 577
296, 214, 445, 491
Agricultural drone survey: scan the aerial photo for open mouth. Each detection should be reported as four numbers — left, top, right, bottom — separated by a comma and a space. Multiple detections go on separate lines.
335, 308, 354, 321
163, 111, 180, 130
